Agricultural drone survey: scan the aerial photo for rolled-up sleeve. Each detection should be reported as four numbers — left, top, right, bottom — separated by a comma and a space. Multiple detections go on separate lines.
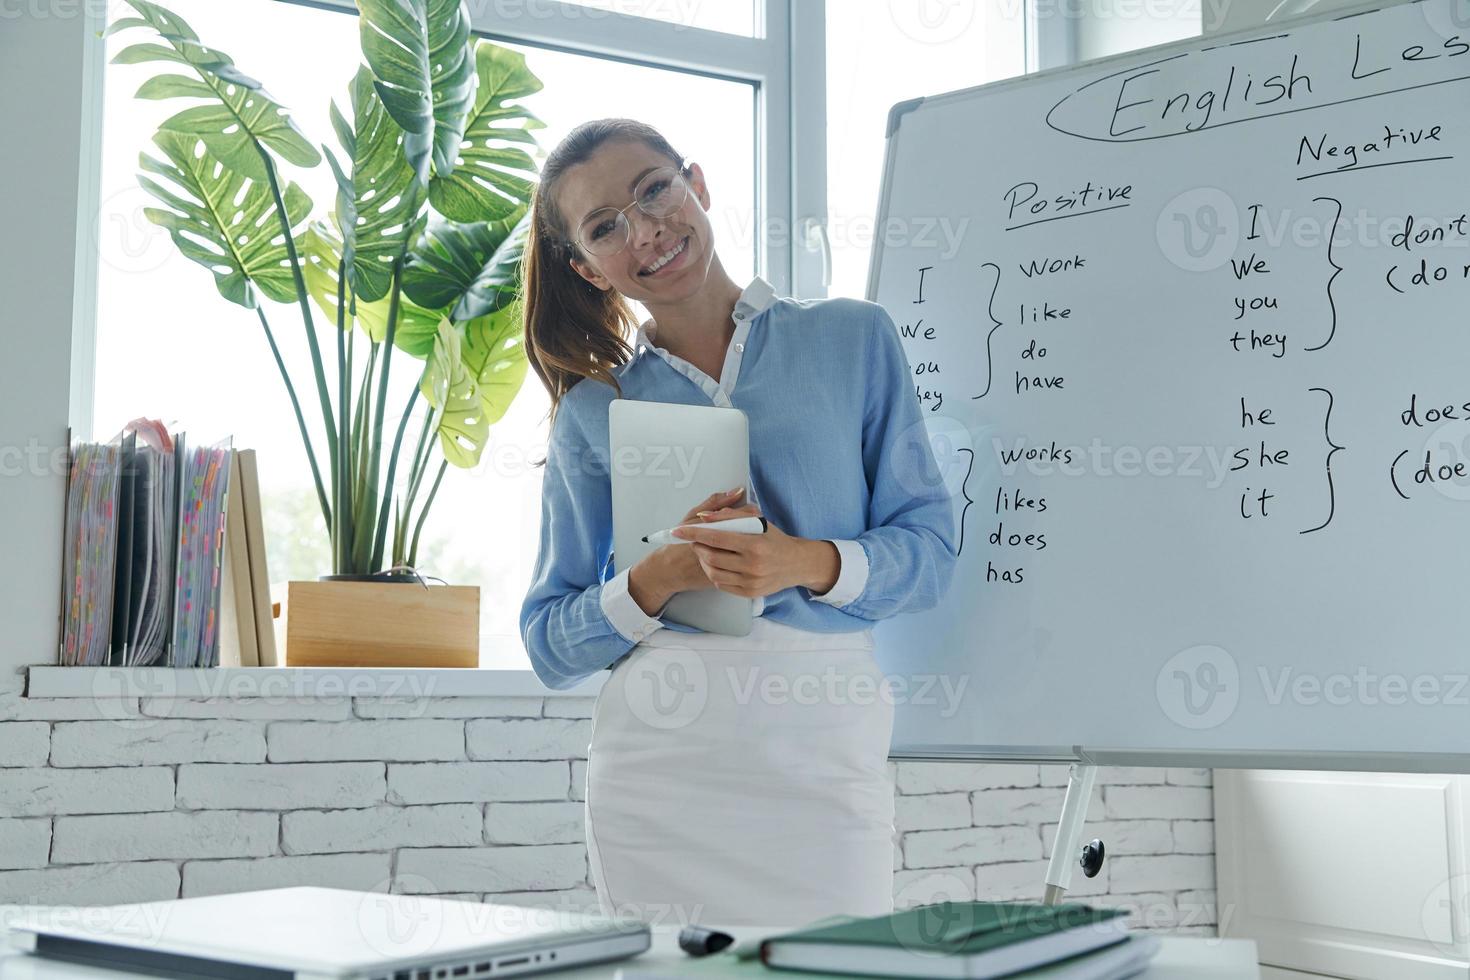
519, 399, 664, 690
805, 304, 959, 620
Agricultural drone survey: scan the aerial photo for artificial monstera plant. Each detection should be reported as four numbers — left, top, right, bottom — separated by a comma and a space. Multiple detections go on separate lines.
109, 0, 544, 577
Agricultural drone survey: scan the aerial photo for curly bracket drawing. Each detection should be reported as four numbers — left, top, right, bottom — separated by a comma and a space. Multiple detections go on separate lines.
954, 447, 975, 554
972, 262, 1004, 400
1305, 196, 1342, 353
1301, 386, 1344, 534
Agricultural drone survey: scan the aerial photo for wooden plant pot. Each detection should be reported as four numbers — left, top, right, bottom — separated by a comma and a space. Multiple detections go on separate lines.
283, 580, 480, 668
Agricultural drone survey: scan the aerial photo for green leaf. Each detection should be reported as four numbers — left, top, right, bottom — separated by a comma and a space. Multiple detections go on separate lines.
302, 222, 355, 327
109, 0, 320, 180
428, 42, 544, 223
403, 209, 528, 320
303, 221, 441, 356
460, 305, 528, 427
421, 319, 488, 468
134, 74, 215, 100
359, 291, 441, 357
357, 0, 476, 185
139, 130, 311, 308
324, 67, 425, 304
321, 144, 358, 277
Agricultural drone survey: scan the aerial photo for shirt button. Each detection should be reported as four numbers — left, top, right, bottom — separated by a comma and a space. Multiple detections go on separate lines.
734, 312, 745, 320
734, 343, 744, 353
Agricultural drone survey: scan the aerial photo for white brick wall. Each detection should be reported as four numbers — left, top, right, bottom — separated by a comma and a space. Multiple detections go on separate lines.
0, 671, 1215, 932
894, 764, 1218, 934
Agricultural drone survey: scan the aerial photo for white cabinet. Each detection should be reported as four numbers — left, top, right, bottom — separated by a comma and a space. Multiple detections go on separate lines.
1216, 770, 1470, 980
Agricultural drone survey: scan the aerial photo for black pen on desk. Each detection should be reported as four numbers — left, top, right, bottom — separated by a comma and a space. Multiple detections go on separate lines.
642, 515, 767, 546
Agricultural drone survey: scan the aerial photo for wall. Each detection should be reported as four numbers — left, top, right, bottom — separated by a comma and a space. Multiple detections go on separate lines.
0, 667, 1216, 932
0, 2, 98, 679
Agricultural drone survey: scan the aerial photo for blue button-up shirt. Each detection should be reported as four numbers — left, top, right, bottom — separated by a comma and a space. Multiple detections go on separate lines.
519, 275, 960, 690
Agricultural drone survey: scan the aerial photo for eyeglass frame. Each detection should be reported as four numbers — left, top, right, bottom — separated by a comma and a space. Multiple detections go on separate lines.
564, 161, 694, 259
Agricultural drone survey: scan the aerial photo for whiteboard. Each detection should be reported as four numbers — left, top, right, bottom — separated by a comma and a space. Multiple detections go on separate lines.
868, 0, 1470, 769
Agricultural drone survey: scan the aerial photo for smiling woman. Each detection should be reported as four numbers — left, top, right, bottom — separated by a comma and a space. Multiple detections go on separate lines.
516, 117, 959, 925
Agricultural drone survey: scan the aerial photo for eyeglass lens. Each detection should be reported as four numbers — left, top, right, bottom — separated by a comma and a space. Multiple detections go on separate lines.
577, 167, 688, 256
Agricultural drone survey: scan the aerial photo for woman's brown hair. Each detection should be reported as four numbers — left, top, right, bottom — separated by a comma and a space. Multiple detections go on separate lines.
521, 118, 688, 422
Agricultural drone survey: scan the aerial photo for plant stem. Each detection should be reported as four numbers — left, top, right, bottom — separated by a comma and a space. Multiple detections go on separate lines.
341, 319, 356, 572
349, 343, 378, 573
255, 305, 330, 529
364, 259, 403, 573
389, 402, 434, 568
388, 399, 438, 569
403, 403, 439, 519
333, 262, 349, 574
392, 496, 404, 568
371, 376, 422, 572
257, 147, 339, 481
408, 459, 448, 568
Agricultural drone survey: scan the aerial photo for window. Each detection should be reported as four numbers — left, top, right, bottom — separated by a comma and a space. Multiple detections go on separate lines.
554, 0, 759, 36
824, 0, 1027, 301
93, 0, 759, 667
1077, 0, 1202, 61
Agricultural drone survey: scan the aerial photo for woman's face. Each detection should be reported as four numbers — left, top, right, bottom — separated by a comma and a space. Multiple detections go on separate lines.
556, 139, 714, 305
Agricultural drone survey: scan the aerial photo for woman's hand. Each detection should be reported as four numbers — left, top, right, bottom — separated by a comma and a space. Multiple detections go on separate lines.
627, 488, 746, 615
661, 488, 749, 593
671, 501, 841, 599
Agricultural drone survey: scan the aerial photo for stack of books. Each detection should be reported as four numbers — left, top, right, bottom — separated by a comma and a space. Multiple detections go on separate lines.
752, 901, 1159, 979
59, 422, 278, 668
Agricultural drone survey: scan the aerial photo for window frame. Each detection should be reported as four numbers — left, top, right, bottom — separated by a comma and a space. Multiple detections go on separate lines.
1029, 0, 1082, 70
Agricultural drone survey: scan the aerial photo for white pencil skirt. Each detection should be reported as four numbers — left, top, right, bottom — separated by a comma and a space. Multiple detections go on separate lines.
583, 616, 896, 927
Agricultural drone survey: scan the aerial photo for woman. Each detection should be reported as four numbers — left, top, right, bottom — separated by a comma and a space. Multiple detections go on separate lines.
518, 118, 959, 927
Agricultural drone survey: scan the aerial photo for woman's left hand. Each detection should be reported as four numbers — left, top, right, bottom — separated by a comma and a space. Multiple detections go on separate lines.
671, 503, 837, 599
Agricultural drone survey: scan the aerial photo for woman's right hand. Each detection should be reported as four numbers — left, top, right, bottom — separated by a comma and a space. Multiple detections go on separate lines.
628, 487, 746, 614
664, 487, 746, 592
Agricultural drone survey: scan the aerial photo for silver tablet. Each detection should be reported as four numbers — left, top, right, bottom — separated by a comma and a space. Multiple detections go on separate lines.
607, 398, 755, 636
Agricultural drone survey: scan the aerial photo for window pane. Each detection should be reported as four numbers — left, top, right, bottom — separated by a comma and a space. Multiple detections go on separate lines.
94, 0, 757, 668
825, 0, 1026, 300
552, 0, 757, 36
1078, 0, 1202, 61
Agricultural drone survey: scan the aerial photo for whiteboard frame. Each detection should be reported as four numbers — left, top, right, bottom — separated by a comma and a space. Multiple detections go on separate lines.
867, 0, 1470, 772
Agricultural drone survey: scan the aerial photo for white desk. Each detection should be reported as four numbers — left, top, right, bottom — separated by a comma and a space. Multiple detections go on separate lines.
0, 922, 1259, 979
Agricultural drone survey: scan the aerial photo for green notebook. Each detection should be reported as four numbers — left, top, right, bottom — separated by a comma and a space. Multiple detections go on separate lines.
757, 901, 1130, 979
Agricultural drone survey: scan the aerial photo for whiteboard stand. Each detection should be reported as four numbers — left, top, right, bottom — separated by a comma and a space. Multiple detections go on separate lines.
1042, 764, 1099, 904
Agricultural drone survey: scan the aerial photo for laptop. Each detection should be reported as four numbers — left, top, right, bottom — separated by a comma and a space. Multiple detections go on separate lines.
2, 886, 651, 979
607, 398, 756, 636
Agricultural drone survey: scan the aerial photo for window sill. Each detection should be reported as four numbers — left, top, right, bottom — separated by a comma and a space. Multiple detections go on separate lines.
24, 666, 605, 700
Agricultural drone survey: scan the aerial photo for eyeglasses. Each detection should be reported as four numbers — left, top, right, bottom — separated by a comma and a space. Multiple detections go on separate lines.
571, 163, 692, 257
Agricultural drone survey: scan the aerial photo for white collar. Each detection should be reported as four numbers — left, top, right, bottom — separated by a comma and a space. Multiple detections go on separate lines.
633, 275, 778, 357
